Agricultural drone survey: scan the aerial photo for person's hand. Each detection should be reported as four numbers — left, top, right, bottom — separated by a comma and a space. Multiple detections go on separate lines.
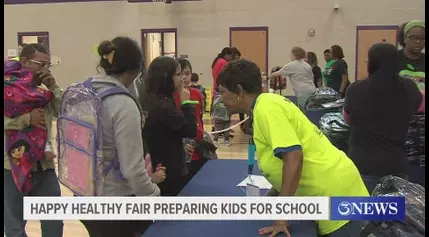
184, 144, 194, 157
259, 220, 291, 237
29, 108, 46, 127
44, 151, 57, 161
37, 69, 56, 88
151, 166, 166, 184
413, 76, 425, 83
180, 87, 191, 102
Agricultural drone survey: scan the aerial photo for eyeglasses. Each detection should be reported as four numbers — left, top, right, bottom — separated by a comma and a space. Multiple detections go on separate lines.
408, 35, 425, 43
30, 59, 52, 69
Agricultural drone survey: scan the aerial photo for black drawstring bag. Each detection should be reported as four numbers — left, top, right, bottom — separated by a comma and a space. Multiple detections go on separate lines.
361, 176, 425, 237
306, 87, 340, 110
319, 112, 350, 153
195, 132, 218, 161
405, 113, 425, 167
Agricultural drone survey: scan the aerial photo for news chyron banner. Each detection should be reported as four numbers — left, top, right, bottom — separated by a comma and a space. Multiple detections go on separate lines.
23, 196, 405, 221
330, 196, 406, 221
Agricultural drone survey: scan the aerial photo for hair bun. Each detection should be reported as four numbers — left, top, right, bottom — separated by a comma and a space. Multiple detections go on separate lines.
98, 40, 115, 57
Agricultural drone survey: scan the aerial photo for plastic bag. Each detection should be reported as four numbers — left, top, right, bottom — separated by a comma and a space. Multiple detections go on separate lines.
405, 114, 425, 167
306, 87, 340, 109
319, 112, 349, 152
370, 176, 425, 236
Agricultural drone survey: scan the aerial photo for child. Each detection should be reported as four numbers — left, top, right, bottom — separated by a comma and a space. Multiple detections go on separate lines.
174, 59, 206, 182
189, 73, 207, 121
211, 94, 231, 146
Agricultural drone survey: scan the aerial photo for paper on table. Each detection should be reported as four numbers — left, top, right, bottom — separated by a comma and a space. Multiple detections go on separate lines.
237, 175, 272, 190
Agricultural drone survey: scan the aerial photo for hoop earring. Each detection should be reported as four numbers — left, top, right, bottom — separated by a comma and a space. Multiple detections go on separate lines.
237, 96, 242, 101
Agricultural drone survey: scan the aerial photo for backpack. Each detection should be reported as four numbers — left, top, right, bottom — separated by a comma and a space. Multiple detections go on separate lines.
190, 84, 207, 112
361, 176, 425, 237
57, 78, 145, 196
210, 94, 229, 121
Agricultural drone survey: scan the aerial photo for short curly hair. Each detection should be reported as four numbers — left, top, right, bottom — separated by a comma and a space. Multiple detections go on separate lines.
217, 59, 262, 94
291, 46, 306, 60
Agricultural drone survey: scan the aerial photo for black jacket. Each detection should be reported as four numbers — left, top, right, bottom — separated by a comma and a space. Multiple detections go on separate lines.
142, 95, 197, 178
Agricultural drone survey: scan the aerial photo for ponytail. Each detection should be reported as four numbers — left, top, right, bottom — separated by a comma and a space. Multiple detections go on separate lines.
211, 53, 222, 68
211, 47, 233, 68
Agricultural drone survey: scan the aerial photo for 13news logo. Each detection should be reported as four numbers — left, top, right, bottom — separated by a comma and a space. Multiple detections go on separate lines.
330, 197, 406, 221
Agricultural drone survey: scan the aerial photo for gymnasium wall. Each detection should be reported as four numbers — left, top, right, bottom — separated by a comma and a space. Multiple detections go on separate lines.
4, 0, 425, 94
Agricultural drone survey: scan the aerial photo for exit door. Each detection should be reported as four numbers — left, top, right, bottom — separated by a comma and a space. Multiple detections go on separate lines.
18, 32, 50, 50
355, 26, 398, 81
141, 29, 177, 70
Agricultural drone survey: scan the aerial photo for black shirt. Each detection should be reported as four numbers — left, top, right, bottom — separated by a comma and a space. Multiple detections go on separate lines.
141, 96, 197, 178
344, 78, 422, 176
397, 50, 425, 76
312, 65, 322, 88
325, 59, 350, 96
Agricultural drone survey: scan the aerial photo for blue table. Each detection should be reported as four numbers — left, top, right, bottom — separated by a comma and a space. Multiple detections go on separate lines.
143, 160, 318, 237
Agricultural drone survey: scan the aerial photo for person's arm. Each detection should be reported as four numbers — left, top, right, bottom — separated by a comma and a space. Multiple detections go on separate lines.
338, 60, 349, 96
48, 84, 63, 118
314, 66, 323, 88
256, 108, 303, 196
110, 95, 160, 196
279, 150, 303, 196
162, 100, 198, 138
417, 90, 425, 113
269, 63, 293, 80
342, 85, 354, 125
4, 114, 30, 130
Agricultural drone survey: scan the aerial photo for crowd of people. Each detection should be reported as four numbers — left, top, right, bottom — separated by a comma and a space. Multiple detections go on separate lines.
3, 20, 425, 237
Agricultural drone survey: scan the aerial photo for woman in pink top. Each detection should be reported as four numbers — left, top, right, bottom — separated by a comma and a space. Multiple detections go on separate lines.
212, 47, 233, 95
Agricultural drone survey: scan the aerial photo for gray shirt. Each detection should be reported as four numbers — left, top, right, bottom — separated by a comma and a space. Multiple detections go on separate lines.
92, 74, 160, 197
279, 59, 316, 96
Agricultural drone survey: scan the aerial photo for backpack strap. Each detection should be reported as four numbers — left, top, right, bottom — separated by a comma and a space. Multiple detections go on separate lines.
97, 86, 143, 180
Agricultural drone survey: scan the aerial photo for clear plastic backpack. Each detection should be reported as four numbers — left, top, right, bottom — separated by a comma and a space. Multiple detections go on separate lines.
57, 78, 141, 196
210, 94, 229, 121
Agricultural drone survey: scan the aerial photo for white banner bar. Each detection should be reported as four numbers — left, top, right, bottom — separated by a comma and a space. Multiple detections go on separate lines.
24, 196, 330, 221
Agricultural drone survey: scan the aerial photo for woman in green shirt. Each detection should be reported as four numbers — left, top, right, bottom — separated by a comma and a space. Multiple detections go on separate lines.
217, 59, 369, 237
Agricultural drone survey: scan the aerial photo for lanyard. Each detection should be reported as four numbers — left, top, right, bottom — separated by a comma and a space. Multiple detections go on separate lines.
247, 96, 259, 175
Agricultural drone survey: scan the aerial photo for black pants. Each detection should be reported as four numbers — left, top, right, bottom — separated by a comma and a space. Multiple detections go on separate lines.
185, 159, 207, 185
80, 220, 152, 237
239, 113, 245, 121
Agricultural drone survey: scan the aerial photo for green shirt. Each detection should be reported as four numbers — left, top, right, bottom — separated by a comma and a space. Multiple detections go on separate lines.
252, 93, 369, 235
4, 84, 63, 171
322, 60, 335, 86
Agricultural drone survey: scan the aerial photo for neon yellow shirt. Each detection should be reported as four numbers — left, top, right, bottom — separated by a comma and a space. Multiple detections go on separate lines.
252, 93, 369, 235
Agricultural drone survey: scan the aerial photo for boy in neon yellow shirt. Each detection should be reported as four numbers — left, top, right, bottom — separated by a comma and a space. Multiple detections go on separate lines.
217, 59, 369, 237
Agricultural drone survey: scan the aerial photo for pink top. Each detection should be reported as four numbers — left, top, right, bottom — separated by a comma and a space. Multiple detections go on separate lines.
212, 58, 228, 93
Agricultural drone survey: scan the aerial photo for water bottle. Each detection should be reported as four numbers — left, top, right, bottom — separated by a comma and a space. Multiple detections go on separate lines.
248, 138, 256, 174
184, 139, 196, 163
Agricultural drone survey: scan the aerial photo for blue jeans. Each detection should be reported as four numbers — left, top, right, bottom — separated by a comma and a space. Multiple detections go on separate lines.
4, 169, 63, 237
296, 92, 314, 111
319, 221, 367, 237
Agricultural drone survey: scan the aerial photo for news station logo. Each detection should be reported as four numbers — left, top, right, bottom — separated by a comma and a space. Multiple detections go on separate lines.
330, 197, 406, 221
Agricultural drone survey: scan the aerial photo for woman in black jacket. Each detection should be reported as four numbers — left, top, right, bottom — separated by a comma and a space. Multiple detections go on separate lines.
139, 56, 198, 196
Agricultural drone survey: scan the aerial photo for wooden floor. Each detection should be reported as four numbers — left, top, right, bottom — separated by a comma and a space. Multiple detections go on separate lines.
22, 114, 249, 237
